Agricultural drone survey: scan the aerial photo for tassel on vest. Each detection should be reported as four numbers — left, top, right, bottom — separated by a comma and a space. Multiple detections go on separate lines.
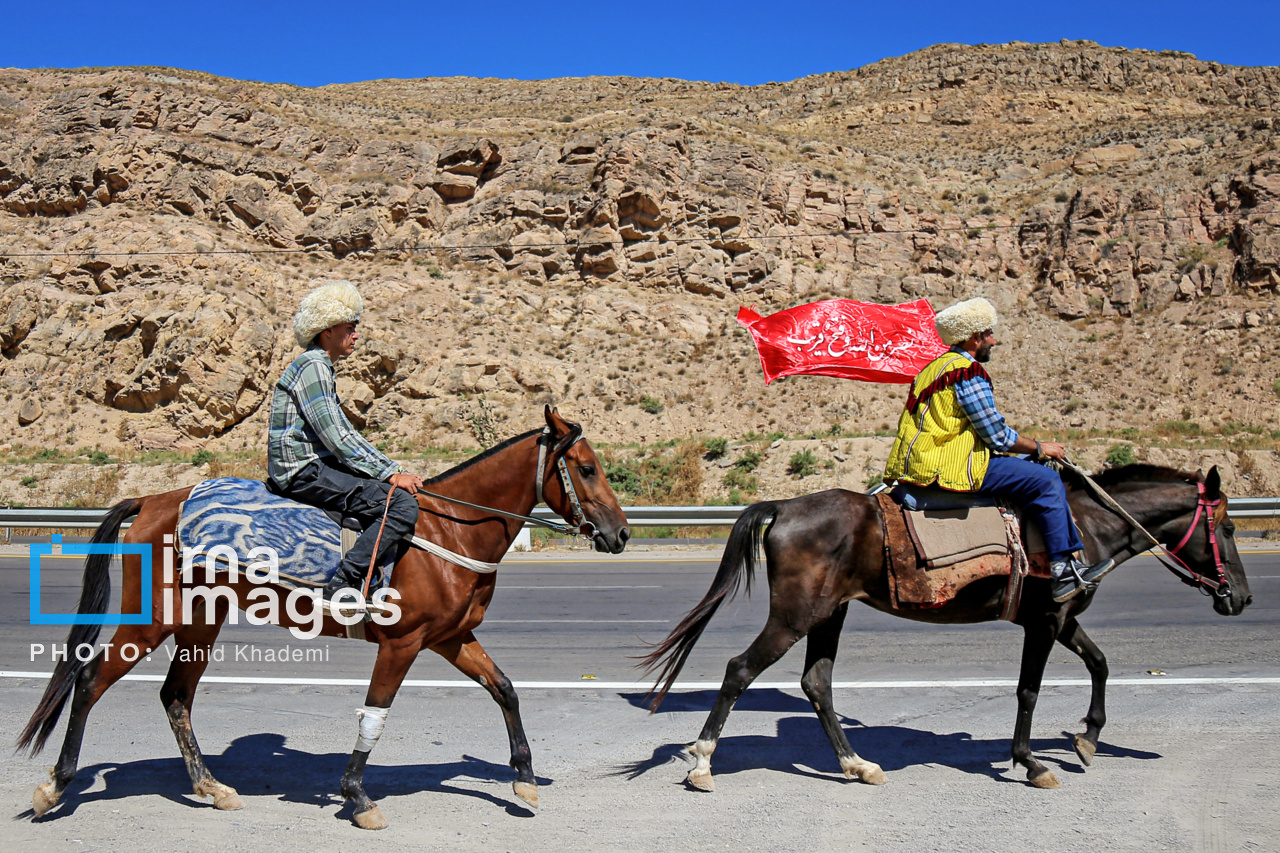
905, 362, 990, 414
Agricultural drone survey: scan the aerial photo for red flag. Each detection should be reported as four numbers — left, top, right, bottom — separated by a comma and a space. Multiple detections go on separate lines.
737, 298, 947, 385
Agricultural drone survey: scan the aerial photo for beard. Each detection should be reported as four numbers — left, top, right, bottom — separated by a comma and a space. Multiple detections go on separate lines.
974, 342, 993, 363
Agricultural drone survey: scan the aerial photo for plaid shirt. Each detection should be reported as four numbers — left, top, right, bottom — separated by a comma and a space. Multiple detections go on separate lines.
267, 347, 402, 489
949, 346, 1019, 452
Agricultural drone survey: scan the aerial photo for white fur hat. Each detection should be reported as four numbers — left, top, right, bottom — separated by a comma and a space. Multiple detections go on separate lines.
293, 280, 363, 348
934, 297, 998, 346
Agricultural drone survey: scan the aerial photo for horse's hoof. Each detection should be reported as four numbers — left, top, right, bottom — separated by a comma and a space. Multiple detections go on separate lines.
841, 757, 887, 785
196, 782, 244, 811
32, 781, 60, 818
354, 804, 388, 830
1028, 768, 1062, 789
513, 781, 539, 809
213, 790, 244, 811
685, 769, 715, 792
1073, 734, 1096, 767
857, 765, 888, 785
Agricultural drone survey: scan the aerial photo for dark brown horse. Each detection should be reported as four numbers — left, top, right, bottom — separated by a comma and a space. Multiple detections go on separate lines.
642, 464, 1252, 790
19, 407, 630, 829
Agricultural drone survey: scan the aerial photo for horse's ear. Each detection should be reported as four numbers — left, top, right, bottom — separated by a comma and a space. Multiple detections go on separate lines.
545, 405, 566, 435
1205, 465, 1221, 499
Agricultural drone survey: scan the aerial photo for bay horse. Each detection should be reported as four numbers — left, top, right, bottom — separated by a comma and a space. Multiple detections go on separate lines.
19, 406, 630, 829
642, 463, 1252, 790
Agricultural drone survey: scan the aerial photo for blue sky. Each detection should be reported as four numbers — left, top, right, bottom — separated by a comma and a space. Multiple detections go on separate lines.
5, 1, 1278, 87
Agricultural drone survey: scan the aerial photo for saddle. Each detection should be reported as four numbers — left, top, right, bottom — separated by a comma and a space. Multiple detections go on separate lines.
264, 477, 365, 554
178, 478, 396, 591
878, 484, 1053, 619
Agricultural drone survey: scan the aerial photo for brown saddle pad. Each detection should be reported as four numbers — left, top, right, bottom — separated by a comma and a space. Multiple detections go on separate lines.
877, 493, 1051, 610
904, 505, 1008, 568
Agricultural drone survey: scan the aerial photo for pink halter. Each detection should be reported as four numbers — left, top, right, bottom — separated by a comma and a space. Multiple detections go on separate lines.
1160, 481, 1228, 594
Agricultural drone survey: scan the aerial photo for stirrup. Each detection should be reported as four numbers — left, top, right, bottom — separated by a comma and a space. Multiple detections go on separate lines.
321, 575, 368, 616
1069, 567, 1100, 593
320, 595, 370, 620
1077, 557, 1116, 585
1051, 575, 1089, 603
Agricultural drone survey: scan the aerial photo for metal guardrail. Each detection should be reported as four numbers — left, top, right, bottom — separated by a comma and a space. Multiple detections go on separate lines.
0, 505, 750, 530
532, 506, 749, 527
1225, 497, 1280, 517
0, 508, 123, 529
1, 498, 1277, 531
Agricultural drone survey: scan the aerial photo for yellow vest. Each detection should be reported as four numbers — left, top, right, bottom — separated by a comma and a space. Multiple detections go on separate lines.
884, 352, 992, 491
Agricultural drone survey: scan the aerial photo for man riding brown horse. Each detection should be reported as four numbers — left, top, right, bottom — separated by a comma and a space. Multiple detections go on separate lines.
267, 279, 425, 606
883, 296, 1114, 602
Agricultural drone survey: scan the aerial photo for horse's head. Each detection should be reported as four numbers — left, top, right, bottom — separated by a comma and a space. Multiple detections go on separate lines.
1160, 466, 1253, 616
540, 406, 631, 554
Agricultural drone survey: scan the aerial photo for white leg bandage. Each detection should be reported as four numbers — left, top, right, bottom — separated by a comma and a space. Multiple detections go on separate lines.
354, 705, 389, 753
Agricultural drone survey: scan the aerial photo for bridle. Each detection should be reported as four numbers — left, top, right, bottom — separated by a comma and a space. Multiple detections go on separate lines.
1159, 480, 1230, 599
413, 426, 596, 541
1063, 459, 1231, 600
534, 424, 596, 540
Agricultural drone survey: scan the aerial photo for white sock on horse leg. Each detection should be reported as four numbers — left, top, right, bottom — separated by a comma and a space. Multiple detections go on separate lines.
354, 705, 389, 752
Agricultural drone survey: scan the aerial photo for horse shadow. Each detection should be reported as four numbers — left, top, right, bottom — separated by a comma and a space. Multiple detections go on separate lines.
620, 688, 814, 715
614, 692, 1161, 784
20, 732, 545, 822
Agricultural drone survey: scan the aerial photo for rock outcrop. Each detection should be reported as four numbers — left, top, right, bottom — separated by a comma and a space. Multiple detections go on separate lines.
0, 41, 1277, 476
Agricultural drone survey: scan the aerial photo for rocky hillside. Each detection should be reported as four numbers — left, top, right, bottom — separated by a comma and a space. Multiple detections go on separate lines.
1, 40, 1278, 501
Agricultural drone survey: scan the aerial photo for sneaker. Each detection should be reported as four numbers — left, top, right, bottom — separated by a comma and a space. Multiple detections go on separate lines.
1050, 557, 1116, 603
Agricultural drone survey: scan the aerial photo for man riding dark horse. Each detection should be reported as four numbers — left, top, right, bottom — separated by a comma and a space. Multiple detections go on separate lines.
267, 279, 425, 605
883, 296, 1114, 602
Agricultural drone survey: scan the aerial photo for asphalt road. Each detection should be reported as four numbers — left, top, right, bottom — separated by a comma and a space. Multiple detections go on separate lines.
3, 544, 1277, 684
0, 544, 1276, 851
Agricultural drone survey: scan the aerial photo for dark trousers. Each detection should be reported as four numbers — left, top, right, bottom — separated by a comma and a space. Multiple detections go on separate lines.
978, 455, 1084, 562
283, 460, 419, 585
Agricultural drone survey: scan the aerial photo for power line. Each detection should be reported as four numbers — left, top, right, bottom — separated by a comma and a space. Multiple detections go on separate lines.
0, 209, 1268, 261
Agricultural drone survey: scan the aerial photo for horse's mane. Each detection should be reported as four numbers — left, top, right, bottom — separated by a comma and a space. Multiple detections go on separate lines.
424, 428, 544, 485
1070, 463, 1201, 491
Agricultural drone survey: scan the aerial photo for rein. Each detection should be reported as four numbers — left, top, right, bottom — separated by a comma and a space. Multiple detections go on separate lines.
415, 426, 594, 539
360, 486, 399, 599
1060, 458, 1230, 598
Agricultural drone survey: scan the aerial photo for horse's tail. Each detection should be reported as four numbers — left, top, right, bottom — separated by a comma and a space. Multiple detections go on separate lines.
638, 500, 779, 712
16, 497, 143, 756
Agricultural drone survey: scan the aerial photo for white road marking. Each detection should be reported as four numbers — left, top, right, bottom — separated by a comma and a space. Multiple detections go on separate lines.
505, 558, 721, 563
2, 671, 1277, 689
12, 551, 1278, 564
499, 585, 665, 589
487, 619, 671, 624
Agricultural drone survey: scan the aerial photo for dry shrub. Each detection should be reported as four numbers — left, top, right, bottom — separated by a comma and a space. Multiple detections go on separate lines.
207, 452, 268, 481
1236, 450, 1257, 478
602, 441, 704, 505
1234, 518, 1280, 541
675, 525, 732, 538
6, 527, 85, 541
65, 468, 121, 508
666, 442, 704, 504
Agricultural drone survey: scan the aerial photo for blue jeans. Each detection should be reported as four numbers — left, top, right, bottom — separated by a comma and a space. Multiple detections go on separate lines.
978, 456, 1083, 562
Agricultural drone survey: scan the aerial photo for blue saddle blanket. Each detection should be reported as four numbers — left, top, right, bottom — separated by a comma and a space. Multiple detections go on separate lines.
177, 478, 387, 588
